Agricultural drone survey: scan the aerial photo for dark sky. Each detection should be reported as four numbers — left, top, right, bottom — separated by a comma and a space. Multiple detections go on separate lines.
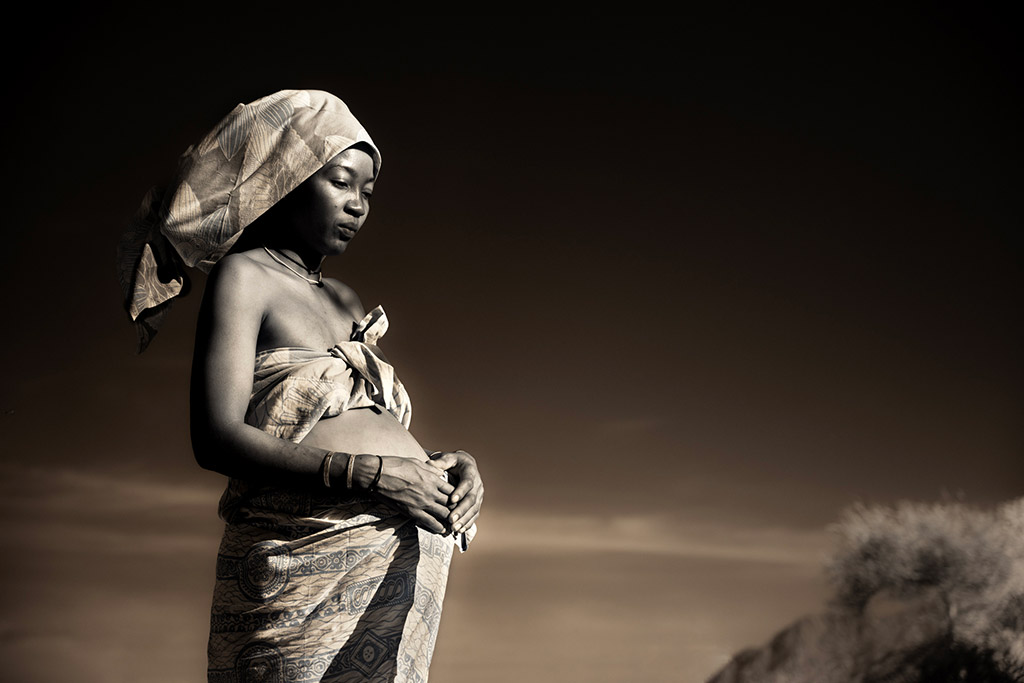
1, 9, 1021, 681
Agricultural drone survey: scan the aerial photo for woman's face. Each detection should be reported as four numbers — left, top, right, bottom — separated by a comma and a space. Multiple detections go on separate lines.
290, 146, 375, 256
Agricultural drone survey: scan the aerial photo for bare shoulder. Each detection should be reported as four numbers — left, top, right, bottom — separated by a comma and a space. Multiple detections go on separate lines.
323, 277, 366, 319
200, 251, 277, 322
207, 251, 270, 293
192, 251, 271, 381
211, 250, 266, 279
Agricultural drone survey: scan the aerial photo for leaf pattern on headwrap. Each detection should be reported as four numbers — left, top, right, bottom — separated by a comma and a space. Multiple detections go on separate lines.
162, 181, 205, 266
216, 104, 256, 161
131, 243, 184, 319
116, 186, 162, 301
240, 119, 287, 186
295, 90, 312, 108
196, 129, 220, 157
237, 96, 298, 185
237, 127, 321, 228
256, 95, 294, 130
198, 204, 232, 247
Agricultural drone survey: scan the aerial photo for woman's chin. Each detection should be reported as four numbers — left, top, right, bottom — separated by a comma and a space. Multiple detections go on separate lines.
324, 240, 350, 256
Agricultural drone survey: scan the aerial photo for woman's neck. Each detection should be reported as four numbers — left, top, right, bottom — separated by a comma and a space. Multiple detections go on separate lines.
263, 239, 326, 274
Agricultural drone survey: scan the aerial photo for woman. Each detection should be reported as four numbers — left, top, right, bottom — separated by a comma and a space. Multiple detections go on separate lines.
117, 89, 482, 682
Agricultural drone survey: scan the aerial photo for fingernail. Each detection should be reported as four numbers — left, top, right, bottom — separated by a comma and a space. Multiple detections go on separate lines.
452, 496, 460, 503
451, 514, 460, 523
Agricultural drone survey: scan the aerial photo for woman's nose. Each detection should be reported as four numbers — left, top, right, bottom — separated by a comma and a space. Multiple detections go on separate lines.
345, 195, 366, 216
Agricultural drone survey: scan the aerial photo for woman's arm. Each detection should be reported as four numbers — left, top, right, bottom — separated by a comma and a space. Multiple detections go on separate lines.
189, 254, 454, 533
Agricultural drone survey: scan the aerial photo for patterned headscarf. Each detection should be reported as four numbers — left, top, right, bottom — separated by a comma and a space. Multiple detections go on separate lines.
117, 89, 381, 352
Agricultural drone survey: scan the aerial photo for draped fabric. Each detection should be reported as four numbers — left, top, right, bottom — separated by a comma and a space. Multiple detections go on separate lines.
208, 511, 453, 683
247, 306, 412, 444
209, 306, 467, 682
117, 89, 380, 351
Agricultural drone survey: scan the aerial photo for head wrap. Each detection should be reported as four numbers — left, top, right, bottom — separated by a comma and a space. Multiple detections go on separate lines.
117, 89, 381, 352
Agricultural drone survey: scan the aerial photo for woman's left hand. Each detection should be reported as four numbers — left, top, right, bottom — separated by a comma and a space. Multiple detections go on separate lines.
428, 450, 484, 534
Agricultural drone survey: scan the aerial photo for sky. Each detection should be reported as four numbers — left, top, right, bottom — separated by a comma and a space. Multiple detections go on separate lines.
1, 9, 1021, 682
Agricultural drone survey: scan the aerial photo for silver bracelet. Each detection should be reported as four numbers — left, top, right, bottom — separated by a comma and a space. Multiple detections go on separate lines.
346, 453, 357, 490
321, 451, 336, 489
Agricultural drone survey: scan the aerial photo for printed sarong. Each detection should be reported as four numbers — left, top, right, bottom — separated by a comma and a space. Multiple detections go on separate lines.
208, 498, 453, 683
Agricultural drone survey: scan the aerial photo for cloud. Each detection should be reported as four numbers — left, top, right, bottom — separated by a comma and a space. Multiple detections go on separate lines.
471, 510, 828, 564
0, 462, 221, 511
0, 463, 223, 557
0, 462, 828, 566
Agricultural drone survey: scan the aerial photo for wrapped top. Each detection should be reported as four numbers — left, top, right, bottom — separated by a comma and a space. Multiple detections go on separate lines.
246, 305, 412, 442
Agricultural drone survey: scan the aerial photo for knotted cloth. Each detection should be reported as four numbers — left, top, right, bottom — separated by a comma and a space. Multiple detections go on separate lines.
116, 89, 381, 352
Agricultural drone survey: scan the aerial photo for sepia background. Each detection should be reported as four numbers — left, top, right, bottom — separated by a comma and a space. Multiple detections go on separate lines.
2, 9, 1021, 681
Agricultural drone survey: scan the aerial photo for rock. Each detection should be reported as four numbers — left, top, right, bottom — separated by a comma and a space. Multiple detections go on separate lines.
707, 593, 951, 683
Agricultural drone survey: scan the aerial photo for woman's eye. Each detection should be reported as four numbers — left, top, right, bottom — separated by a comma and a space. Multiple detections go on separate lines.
362, 192, 373, 200
331, 180, 349, 189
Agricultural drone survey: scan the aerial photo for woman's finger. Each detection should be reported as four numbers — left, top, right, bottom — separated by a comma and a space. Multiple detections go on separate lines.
419, 502, 452, 532
449, 489, 482, 529
425, 501, 454, 528
427, 452, 458, 470
448, 462, 478, 500
405, 461, 454, 494
421, 476, 453, 502
453, 508, 480, 535
425, 500, 453, 523
456, 510, 480, 534
449, 464, 481, 503
449, 478, 472, 504
412, 510, 446, 535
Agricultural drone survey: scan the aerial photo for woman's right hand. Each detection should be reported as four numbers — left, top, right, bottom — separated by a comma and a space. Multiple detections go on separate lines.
363, 455, 456, 534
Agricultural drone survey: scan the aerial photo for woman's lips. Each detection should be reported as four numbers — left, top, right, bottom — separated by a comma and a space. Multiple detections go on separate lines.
338, 225, 357, 240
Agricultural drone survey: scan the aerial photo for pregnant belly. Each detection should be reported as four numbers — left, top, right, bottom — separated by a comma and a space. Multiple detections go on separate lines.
300, 406, 427, 461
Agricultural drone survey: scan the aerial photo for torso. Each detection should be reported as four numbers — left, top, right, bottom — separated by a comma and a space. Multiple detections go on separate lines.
247, 248, 428, 462
301, 408, 426, 461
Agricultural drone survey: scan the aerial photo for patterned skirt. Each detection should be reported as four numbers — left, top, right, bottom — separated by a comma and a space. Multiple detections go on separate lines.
207, 492, 453, 683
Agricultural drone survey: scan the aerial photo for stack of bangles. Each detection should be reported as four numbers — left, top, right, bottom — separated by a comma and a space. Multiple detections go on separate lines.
320, 451, 383, 491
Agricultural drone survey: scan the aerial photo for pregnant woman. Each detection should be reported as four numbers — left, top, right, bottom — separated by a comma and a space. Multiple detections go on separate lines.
117, 89, 483, 682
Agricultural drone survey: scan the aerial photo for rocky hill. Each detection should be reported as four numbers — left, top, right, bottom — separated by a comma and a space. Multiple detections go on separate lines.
708, 498, 1024, 682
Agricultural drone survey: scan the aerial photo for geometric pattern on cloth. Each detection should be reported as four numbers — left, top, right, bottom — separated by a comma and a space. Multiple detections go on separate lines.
208, 516, 453, 683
